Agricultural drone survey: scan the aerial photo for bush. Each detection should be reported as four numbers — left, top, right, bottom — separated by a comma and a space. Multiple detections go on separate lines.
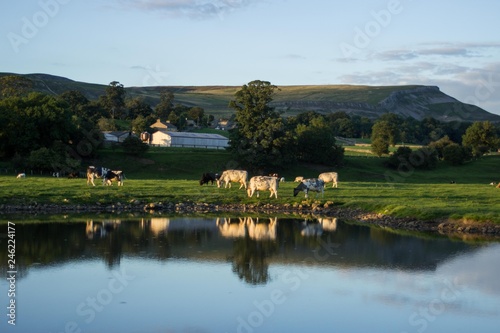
443, 143, 471, 165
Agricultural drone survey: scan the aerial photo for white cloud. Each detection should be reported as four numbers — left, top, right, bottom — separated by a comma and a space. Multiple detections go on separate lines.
117, 0, 258, 19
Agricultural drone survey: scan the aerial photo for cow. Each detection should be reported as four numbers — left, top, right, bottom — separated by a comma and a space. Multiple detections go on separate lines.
199, 172, 220, 186
87, 166, 109, 186
104, 170, 124, 186
293, 178, 325, 198
247, 176, 279, 199
217, 170, 248, 189
87, 166, 122, 186
318, 172, 338, 188
294, 176, 304, 182
16, 173, 25, 178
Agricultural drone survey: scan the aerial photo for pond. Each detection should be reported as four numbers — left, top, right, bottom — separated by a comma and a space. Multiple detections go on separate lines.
0, 215, 499, 333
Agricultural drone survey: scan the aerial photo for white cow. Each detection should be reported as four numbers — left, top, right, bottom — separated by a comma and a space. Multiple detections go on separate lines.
247, 176, 278, 199
16, 173, 26, 178
318, 172, 338, 188
217, 170, 248, 189
293, 178, 325, 198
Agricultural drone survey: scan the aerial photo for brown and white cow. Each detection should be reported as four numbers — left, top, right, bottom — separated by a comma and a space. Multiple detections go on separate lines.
247, 176, 278, 199
318, 172, 338, 188
293, 178, 325, 198
217, 170, 248, 189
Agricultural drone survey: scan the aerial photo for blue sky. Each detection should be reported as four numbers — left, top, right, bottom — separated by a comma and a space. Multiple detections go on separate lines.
2, 0, 500, 115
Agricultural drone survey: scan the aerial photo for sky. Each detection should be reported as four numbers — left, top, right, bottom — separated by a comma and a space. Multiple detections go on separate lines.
1, 0, 500, 115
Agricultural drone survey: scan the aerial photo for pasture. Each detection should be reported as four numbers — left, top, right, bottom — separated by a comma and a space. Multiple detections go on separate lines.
0, 148, 499, 223
0, 175, 498, 223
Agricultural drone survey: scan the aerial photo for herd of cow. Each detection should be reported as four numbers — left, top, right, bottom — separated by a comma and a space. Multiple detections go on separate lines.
201, 170, 339, 198
86, 166, 338, 199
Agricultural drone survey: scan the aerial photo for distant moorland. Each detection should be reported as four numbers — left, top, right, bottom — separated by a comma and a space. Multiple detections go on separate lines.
1, 72, 499, 122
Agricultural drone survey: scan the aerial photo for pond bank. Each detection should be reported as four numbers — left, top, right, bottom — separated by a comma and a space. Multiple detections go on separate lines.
1, 201, 499, 238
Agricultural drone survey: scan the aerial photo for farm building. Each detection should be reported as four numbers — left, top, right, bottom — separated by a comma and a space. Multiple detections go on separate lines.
102, 131, 131, 143
150, 130, 229, 149
150, 119, 178, 132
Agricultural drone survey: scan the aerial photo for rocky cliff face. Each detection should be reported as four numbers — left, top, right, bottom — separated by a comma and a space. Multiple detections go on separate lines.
273, 86, 500, 122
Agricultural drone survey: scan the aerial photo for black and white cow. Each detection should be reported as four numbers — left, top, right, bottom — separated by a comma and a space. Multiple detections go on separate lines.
293, 178, 325, 198
104, 170, 124, 186
87, 166, 123, 186
199, 172, 220, 186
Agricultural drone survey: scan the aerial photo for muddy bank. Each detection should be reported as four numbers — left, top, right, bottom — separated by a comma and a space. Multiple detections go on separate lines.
1, 201, 499, 238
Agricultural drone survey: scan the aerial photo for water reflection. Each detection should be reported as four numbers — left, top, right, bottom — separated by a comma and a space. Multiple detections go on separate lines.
1, 215, 499, 333
0, 215, 480, 285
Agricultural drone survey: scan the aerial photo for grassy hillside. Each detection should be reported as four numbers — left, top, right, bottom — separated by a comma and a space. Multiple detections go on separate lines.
3, 73, 499, 122
1, 148, 499, 223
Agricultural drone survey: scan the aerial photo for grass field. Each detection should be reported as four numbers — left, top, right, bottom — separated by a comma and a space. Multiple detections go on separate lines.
0, 148, 499, 223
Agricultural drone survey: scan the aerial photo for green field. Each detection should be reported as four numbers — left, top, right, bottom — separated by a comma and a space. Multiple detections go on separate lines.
0, 148, 499, 223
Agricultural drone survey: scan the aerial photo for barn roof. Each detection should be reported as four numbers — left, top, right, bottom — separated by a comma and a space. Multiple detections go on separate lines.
161, 131, 228, 140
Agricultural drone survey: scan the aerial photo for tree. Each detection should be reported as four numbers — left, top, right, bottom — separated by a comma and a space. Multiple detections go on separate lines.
462, 121, 499, 157
296, 116, 344, 166
126, 97, 152, 119
100, 81, 126, 119
154, 89, 174, 120
428, 135, 454, 159
442, 143, 471, 165
371, 137, 389, 157
228, 80, 296, 171
0, 75, 33, 98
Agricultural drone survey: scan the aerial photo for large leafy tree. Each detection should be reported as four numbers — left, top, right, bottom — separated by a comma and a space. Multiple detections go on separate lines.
99, 81, 126, 119
228, 80, 295, 171
462, 121, 499, 157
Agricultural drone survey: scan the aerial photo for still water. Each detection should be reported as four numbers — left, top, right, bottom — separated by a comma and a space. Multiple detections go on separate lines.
0, 215, 499, 333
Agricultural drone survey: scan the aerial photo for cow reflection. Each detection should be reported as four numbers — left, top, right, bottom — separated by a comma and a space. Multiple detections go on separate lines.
246, 217, 277, 241
86, 220, 121, 239
216, 218, 247, 238
300, 217, 337, 237
217, 217, 278, 285
216, 217, 277, 241
141, 218, 170, 235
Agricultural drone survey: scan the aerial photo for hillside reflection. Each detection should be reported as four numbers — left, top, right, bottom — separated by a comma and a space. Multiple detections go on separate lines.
0, 215, 478, 285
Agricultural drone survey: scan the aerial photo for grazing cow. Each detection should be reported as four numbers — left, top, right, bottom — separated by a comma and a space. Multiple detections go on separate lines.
16, 173, 25, 178
87, 166, 116, 186
199, 172, 220, 186
67, 172, 79, 179
294, 176, 304, 182
293, 178, 325, 198
217, 170, 248, 189
104, 170, 124, 186
318, 172, 338, 188
247, 176, 279, 199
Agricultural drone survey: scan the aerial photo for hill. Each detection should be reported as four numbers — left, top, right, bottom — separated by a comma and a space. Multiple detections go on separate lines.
2, 72, 499, 122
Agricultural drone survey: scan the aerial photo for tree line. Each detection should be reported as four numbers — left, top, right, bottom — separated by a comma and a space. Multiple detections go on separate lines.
0, 76, 499, 175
